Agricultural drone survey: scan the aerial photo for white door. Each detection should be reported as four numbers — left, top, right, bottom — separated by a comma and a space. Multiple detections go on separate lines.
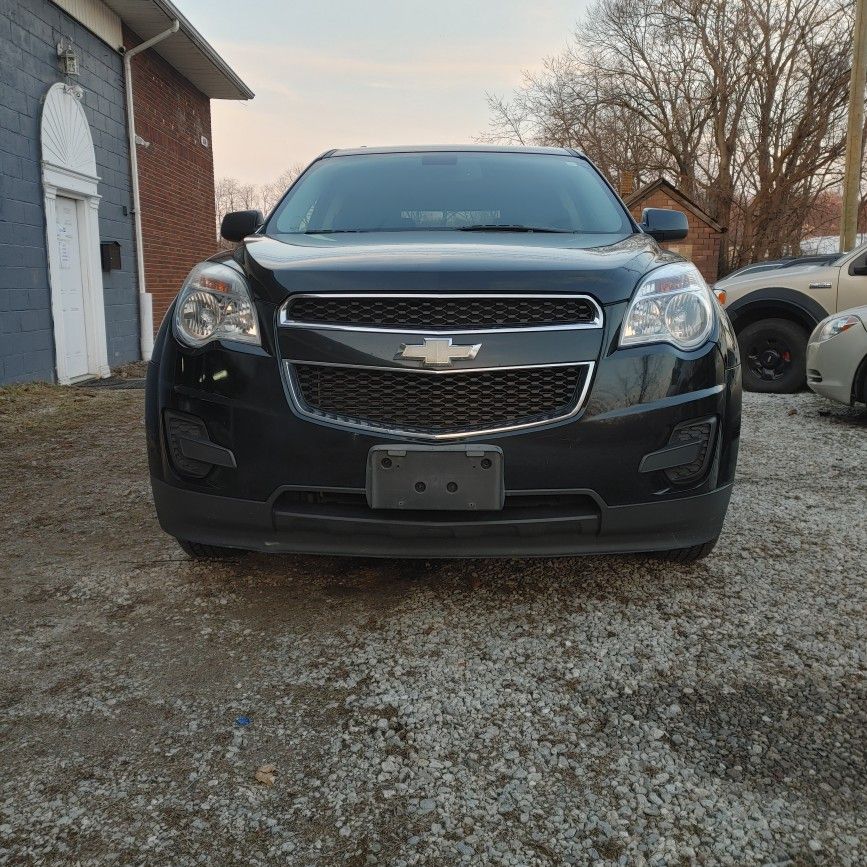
54, 196, 89, 380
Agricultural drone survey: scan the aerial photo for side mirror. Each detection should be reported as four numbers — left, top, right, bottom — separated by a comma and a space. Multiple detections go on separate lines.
641, 208, 689, 243
220, 210, 264, 242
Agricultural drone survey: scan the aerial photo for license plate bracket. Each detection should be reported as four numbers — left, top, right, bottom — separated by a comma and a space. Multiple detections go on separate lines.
366, 445, 504, 511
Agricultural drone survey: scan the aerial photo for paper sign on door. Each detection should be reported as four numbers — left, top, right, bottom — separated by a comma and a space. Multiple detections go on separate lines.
57, 220, 72, 269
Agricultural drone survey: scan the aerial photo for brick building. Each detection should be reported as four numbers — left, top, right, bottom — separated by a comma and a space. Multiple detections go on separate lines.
624, 178, 725, 284
0, 0, 252, 385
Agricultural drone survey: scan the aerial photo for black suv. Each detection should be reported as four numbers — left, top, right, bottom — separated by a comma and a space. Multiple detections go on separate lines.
146, 146, 741, 561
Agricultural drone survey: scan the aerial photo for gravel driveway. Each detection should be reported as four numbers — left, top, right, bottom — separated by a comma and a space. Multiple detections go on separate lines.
0, 383, 864, 866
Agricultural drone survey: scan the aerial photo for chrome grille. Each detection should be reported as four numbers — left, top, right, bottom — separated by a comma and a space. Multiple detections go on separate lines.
287, 363, 592, 438
282, 293, 602, 331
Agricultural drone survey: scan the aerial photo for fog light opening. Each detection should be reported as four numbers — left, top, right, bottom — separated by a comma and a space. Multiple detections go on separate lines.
664, 417, 717, 485
164, 411, 236, 479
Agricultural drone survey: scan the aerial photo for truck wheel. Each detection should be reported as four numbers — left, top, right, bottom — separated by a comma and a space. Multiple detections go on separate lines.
176, 538, 247, 560
656, 537, 719, 563
738, 319, 807, 393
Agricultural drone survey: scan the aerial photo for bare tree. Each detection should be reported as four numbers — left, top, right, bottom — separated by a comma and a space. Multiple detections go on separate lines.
731, 0, 851, 263
259, 164, 305, 215
214, 164, 305, 242
485, 0, 855, 273
484, 55, 669, 190
214, 176, 256, 240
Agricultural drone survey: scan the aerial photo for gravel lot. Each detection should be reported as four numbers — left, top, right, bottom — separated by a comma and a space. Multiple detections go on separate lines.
0, 382, 864, 866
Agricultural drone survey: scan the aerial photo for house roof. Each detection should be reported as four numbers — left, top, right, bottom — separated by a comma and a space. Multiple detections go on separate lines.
625, 177, 725, 233
103, 0, 253, 100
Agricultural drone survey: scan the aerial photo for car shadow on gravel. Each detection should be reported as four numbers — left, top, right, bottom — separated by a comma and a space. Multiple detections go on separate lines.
172, 553, 455, 626
814, 404, 867, 427
176, 550, 698, 611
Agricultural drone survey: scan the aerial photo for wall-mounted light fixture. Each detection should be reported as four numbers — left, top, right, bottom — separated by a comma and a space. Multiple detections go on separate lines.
57, 38, 79, 76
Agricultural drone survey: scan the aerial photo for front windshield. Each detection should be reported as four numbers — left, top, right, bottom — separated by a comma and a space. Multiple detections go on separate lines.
267, 151, 633, 235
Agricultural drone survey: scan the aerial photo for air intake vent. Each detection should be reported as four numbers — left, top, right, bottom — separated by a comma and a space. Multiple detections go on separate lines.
282, 294, 601, 331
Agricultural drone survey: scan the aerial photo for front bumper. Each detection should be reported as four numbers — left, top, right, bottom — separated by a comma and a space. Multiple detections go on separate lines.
807, 322, 867, 405
147, 304, 741, 558
151, 477, 732, 557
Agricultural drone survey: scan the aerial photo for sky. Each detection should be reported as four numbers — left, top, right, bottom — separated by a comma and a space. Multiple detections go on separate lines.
180, 0, 589, 187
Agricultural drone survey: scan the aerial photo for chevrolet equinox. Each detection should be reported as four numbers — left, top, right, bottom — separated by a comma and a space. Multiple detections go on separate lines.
145, 146, 741, 561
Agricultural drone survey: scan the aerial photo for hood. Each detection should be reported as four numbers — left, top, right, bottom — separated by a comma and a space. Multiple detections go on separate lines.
716, 257, 838, 291
238, 231, 673, 305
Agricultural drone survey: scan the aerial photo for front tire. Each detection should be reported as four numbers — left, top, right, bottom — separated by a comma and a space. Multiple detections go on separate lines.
738, 318, 807, 393
176, 539, 247, 560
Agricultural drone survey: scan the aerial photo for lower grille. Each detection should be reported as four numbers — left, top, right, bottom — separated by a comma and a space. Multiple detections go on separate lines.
273, 489, 601, 526
288, 363, 592, 437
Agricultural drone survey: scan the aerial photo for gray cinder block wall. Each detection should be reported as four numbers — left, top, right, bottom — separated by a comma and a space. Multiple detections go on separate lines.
0, 0, 139, 384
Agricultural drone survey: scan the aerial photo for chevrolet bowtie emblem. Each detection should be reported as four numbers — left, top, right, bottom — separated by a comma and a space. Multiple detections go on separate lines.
398, 337, 482, 367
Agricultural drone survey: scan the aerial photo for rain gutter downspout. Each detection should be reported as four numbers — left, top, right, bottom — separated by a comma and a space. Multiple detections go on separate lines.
124, 20, 180, 361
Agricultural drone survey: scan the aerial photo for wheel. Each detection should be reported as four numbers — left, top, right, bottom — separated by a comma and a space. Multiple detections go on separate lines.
176, 538, 247, 559
737, 318, 808, 393
655, 537, 719, 563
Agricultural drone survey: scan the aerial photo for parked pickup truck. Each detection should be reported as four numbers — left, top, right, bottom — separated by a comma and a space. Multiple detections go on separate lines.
716, 242, 867, 392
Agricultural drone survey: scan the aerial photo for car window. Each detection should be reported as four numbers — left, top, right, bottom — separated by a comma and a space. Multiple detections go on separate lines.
268, 152, 632, 235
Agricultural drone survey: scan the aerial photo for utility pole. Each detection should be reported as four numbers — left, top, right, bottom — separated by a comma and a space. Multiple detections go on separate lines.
840, 0, 867, 252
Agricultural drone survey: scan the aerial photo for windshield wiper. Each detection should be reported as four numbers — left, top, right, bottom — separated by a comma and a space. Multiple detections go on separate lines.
300, 225, 574, 234
458, 224, 572, 233
301, 229, 366, 234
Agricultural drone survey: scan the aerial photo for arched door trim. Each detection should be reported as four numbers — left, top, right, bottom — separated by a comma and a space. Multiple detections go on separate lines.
41, 83, 109, 384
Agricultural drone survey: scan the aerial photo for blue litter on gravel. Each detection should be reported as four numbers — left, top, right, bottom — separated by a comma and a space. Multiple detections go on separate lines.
235, 716, 251, 727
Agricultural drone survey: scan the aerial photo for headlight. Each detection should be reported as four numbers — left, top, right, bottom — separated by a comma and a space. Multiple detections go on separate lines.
813, 314, 861, 344
174, 262, 260, 348
620, 262, 715, 350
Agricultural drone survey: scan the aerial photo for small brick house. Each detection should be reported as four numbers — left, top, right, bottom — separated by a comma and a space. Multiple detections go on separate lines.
0, 0, 252, 385
624, 178, 725, 284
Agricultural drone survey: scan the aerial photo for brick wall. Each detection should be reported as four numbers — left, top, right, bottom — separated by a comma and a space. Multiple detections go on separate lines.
628, 190, 722, 284
124, 25, 217, 331
0, 0, 139, 384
